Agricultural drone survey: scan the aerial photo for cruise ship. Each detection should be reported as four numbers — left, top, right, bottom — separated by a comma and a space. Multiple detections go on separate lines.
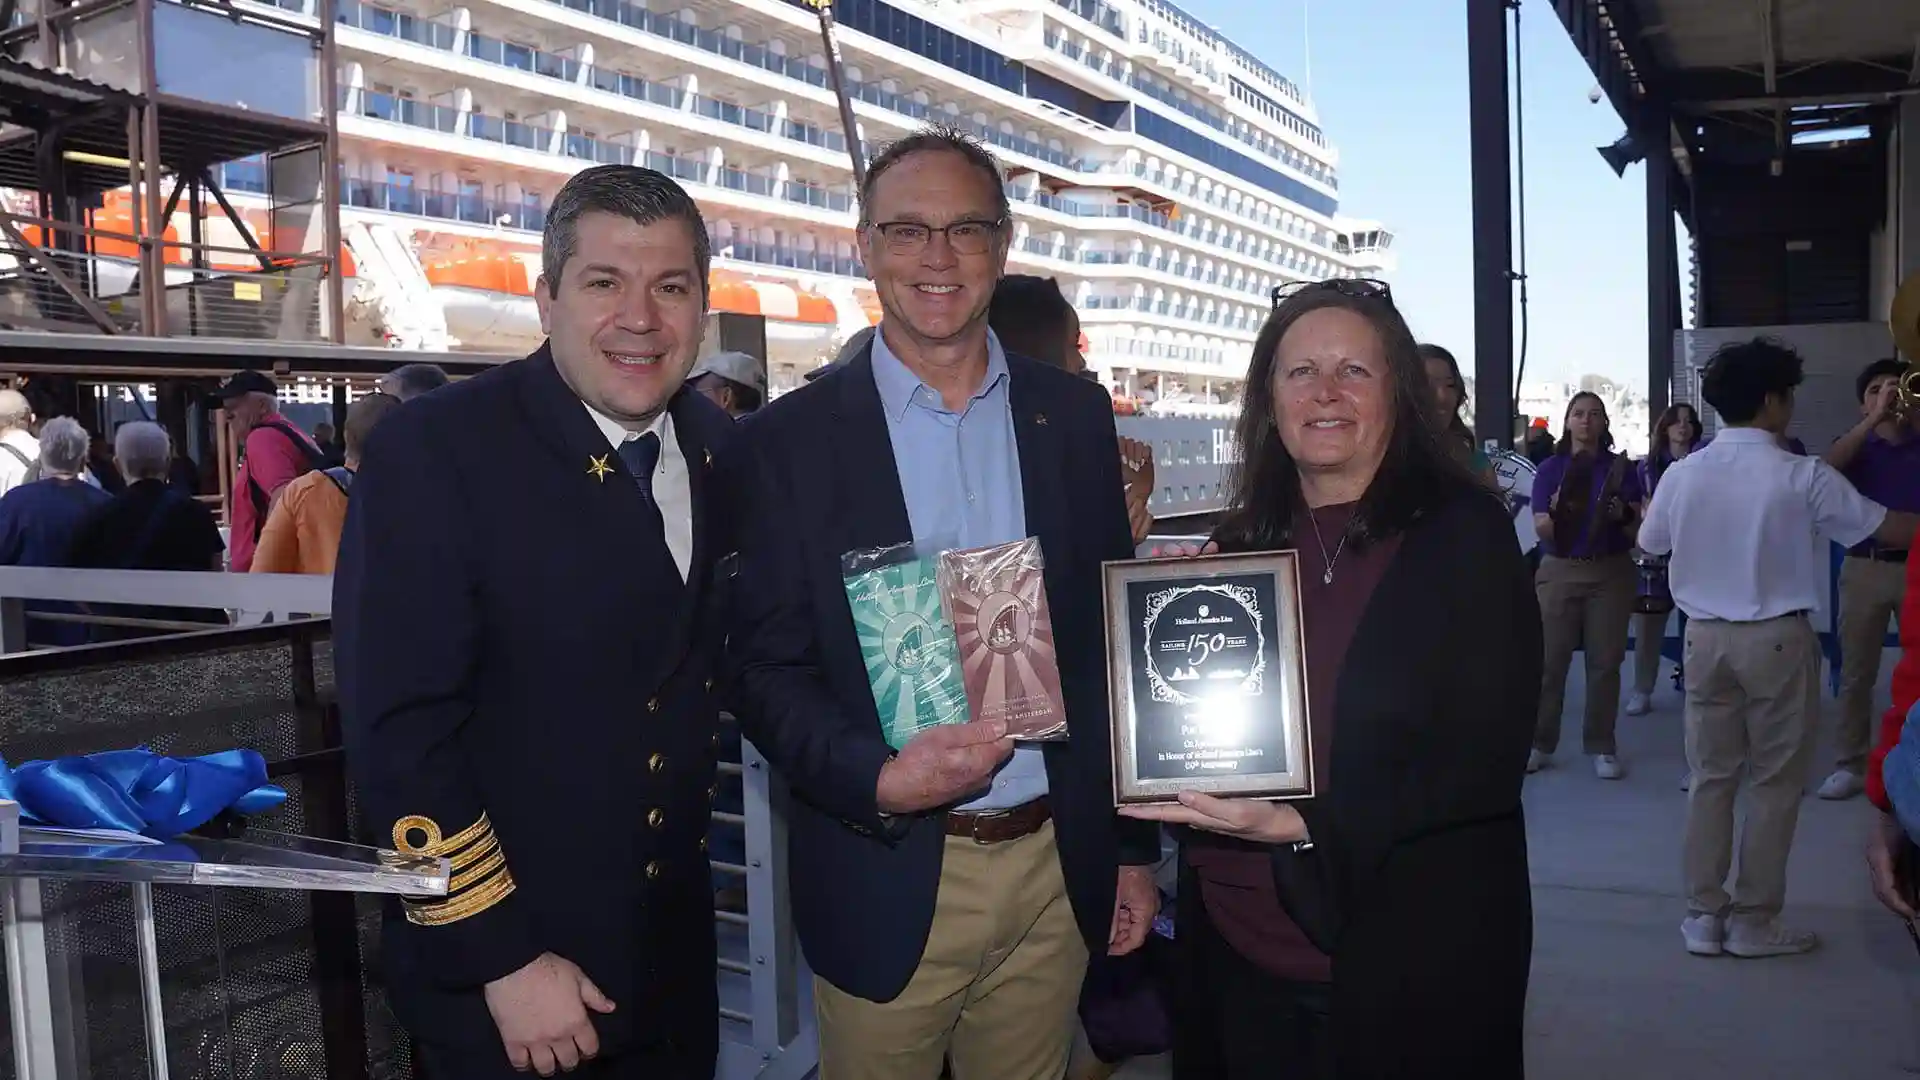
156, 0, 1397, 412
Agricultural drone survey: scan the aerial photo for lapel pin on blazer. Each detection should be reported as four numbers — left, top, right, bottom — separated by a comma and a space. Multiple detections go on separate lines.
704, 449, 713, 468
587, 454, 614, 482
1035, 413, 1049, 426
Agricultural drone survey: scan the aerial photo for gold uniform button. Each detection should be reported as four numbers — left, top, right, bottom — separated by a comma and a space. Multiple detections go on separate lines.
645, 860, 661, 880
647, 698, 660, 713
698, 836, 708, 852
648, 808, 664, 829
708, 783, 718, 800
648, 753, 665, 773
704, 677, 714, 691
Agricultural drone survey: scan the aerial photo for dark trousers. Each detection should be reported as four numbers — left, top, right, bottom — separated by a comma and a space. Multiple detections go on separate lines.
1171, 866, 1333, 1080
418, 1026, 716, 1080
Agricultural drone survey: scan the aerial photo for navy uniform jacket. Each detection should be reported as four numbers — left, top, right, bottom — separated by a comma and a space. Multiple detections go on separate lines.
723, 343, 1161, 1003
335, 345, 733, 1077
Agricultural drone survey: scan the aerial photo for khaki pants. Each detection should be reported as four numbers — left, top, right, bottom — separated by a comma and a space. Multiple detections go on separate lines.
1631, 609, 1683, 694
1681, 614, 1818, 921
1835, 556, 1905, 773
1535, 554, 1637, 755
815, 821, 1089, 1080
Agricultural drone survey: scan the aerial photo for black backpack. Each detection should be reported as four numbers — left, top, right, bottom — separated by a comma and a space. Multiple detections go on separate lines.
0, 440, 37, 484
244, 418, 330, 541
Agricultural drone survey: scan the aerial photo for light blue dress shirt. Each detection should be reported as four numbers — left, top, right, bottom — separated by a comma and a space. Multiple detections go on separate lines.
870, 328, 1047, 811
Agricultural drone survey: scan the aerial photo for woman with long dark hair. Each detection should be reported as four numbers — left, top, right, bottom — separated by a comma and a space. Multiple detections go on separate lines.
1627, 403, 1703, 719
1529, 391, 1642, 780
1419, 342, 1497, 487
1124, 280, 1540, 1079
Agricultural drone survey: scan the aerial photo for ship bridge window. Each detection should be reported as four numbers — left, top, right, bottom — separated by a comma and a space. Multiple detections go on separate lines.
816, 0, 1025, 95
1135, 107, 1336, 218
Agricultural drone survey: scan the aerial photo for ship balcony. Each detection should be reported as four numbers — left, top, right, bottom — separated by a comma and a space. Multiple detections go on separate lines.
1009, 238, 1273, 308
1119, 158, 1343, 256
220, 153, 869, 283
328, 0, 1093, 175
335, 0, 854, 176
1010, 188, 1333, 284
334, 87, 859, 229
1078, 293, 1264, 339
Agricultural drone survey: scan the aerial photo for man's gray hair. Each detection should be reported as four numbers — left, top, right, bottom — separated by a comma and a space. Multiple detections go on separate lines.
114, 421, 172, 481
858, 124, 1011, 229
36, 416, 88, 476
0, 388, 29, 432
541, 164, 711, 303
378, 363, 450, 401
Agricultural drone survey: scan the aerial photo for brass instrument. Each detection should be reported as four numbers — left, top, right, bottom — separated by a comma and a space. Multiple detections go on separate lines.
1895, 270, 1920, 385
1895, 367, 1920, 424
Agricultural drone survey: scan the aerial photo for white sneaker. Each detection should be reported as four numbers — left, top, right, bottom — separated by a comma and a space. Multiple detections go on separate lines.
1527, 749, 1550, 774
1681, 914, 1724, 956
1725, 918, 1818, 958
1624, 692, 1651, 716
1816, 769, 1864, 800
1593, 754, 1624, 780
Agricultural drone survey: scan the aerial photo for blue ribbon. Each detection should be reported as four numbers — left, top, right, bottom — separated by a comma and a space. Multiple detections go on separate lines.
0, 748, 287, 840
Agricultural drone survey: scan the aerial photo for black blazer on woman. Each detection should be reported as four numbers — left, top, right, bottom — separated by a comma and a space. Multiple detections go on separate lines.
1223, 483, 1542, 1078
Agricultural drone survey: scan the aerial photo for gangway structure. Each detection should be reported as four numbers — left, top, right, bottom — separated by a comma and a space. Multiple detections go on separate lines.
341, 218, 451, 349
0, 0, 345, 342
1466, 0, 1920, 432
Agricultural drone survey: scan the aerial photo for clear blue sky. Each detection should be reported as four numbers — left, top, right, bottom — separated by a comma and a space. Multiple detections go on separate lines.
1175, 0, 1667, 391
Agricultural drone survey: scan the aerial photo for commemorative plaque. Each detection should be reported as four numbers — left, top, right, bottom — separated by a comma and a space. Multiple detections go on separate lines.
1102, 551, 1313, 805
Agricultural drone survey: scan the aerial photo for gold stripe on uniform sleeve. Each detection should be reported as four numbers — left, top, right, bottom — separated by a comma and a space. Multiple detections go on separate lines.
392, 813, 495, 858
447, 848, 507, 893
404, 865, 516, 927
394, 814, 516, 927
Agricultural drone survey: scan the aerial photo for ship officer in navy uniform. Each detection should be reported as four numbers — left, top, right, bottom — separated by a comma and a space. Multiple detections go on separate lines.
335, 164, 735, 1080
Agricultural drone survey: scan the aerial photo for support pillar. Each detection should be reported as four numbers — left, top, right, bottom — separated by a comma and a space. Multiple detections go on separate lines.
1645, 120, 1678, 419
1466, 0, 1514, 448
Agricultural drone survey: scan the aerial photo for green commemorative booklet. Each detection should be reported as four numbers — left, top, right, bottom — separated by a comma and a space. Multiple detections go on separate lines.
842, 554, 970, 750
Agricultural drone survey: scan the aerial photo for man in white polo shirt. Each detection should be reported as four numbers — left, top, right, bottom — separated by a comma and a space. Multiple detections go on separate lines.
1641, 337, 1920, 959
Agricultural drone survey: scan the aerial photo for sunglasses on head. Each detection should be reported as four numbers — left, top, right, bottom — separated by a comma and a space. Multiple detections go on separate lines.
1271, 278, 1394, 309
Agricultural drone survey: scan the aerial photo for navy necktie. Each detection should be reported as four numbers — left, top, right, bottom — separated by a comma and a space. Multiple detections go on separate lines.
616, 433, 667, 547
617, 432, 661, 504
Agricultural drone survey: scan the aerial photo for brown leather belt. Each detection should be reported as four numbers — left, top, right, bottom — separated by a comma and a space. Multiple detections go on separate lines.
944, 797, 1051, 844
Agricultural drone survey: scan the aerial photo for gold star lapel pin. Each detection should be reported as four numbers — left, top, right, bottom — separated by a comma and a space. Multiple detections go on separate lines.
704, 449, 713, 468
587, 454, 614, 482
1035, 413, 1049, 426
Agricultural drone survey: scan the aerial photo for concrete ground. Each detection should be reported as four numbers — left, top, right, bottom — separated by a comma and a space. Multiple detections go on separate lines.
1115, 651, 1920, 1080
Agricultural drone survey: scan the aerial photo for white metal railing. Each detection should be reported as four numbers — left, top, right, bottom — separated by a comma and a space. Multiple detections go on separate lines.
0, 568, 818, 1078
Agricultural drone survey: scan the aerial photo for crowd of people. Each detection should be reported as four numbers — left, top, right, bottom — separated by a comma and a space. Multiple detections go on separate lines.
3, 121, 1917, 1079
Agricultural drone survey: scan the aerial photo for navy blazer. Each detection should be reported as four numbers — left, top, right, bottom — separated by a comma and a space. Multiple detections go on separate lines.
723, 342, 1161, 1003
335, 345, 734, 1072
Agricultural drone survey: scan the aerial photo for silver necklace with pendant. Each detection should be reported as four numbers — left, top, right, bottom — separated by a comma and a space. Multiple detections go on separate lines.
1307, 510, 1348, 585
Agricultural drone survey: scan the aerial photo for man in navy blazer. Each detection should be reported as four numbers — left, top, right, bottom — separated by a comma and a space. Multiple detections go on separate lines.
336, 164, 733, 1080
725, 126, 1161, 1080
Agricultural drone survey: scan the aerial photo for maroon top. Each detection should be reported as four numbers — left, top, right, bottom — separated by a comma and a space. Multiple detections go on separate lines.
1183, 501, 1402, 981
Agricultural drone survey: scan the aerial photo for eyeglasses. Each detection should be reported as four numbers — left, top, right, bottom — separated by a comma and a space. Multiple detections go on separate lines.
869, 219, 1006, 256
1271, 278, 1394, 308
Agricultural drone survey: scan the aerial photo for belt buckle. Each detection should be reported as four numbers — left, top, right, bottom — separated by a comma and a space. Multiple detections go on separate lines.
966, 807, 1013, 844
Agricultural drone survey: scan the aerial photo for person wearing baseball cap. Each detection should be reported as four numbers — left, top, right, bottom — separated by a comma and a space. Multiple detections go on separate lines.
209, 370, 326, 571
685, 350, 765, 419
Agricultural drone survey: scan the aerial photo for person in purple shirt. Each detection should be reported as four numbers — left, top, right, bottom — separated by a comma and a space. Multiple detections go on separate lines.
1818, 358, 1920, 801
1528, 391, 1643, 780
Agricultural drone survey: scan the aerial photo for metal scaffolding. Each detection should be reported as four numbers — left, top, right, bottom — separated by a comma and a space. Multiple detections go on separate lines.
0, 0, 343, 341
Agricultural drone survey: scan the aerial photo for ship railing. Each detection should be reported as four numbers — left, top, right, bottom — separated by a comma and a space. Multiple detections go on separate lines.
0, 211, 334, 341
0, 567, 818, 1080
